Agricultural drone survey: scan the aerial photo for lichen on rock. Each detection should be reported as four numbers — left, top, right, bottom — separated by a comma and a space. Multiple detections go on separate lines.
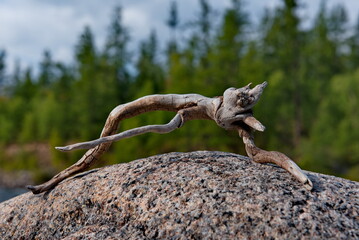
0, 151, 358, 239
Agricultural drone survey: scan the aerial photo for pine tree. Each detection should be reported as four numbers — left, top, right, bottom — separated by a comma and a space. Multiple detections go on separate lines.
300, 69, 359, 180
10, 60, 22, 96
210, 0, 249, 89
19, 68, 37, 100
197, 0, 212, 66
0, 50, 6, 95
73, 26, 99, 139
52, 63, 75, 139
260, 0, 304, 150
328, 4, 348, 46
104, 6, 131, 103
166, 1, 179, 61
347, 15, 359, 70
299, 2, 347, 138
76, 26, 96, 69
38, 50, 55, 88
135, 30, 164, 94
167, 0, 179, 43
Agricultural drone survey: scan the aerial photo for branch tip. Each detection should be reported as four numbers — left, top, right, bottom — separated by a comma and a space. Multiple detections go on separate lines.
243, 116, 266, 132
303, 178, 313, 191
55, 146, 68, 152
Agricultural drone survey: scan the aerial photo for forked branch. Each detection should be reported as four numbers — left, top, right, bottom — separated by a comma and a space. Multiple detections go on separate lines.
27, 82, 313, 194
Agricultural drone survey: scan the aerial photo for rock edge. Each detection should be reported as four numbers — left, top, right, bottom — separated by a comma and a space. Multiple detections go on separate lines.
0, 151, 358, 239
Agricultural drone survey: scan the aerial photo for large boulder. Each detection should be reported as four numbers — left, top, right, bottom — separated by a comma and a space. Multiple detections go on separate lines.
0, 151, 358, 239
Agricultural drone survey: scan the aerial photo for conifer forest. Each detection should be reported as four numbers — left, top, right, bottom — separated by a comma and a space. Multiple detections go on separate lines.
0, 0, 359, 183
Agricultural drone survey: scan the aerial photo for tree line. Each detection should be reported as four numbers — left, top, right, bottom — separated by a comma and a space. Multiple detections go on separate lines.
0, 0, 358, 182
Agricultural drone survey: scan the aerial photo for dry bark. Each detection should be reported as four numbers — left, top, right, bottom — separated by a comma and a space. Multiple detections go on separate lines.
27, 82, 313, 194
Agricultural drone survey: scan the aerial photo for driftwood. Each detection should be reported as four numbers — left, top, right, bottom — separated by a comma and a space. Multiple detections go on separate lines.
27, 82, 313, 194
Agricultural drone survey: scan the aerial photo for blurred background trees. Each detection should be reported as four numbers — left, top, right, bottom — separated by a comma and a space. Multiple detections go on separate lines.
0, 0, 358, 182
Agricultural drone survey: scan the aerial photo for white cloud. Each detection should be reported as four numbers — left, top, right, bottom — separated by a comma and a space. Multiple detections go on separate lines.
0, 0, 358, 74
123, 7, 151, 40
0, 0, 117, 71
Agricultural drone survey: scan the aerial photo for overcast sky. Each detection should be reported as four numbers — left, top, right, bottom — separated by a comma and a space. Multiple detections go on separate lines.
0, 0, 358, 73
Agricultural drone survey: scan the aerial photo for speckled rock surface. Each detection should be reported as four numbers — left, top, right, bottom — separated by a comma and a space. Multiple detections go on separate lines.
0, 151, 358, 240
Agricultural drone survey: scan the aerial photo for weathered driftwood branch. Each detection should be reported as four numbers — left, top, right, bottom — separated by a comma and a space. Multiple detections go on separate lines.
27, 82, 313, 194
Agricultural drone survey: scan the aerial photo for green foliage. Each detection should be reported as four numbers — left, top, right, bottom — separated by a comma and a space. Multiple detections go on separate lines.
49, 130, 66, 170
0, 1, 358, 181
134, 31, 165, 94
300, 69, 359, 179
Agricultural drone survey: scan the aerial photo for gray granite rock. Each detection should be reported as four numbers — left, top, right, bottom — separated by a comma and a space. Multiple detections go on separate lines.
0, 151, 358, 239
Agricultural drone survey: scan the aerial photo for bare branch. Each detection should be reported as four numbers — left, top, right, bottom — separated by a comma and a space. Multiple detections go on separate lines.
237, 126, 313, 190
56, 114, 183, 151
27, 82, 313, 194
